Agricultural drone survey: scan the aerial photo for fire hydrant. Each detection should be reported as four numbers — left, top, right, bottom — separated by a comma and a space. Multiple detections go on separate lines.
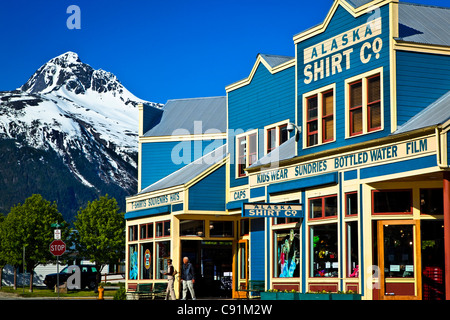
98, 286, 104, 300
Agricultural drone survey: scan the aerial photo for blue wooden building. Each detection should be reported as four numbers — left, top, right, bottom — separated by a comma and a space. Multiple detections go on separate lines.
125, 0, 450, 300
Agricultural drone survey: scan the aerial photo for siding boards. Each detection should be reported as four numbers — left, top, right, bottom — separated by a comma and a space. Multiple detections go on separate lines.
250, 218, 265, 280
396, 51, 450, 126
228, 63, 295, 188
296, 4, 391, 156
141, 139, 225, 189
188, 165, 226, 211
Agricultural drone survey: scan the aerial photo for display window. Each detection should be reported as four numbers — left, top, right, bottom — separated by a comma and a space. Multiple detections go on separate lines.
310, 223, 338, 277
140, 243, 153, 279
420, 188, 443, 215
346, 221, 359, 278
128, 244, 138, 280
156, 241, 171, 279
274, 228, 300, 278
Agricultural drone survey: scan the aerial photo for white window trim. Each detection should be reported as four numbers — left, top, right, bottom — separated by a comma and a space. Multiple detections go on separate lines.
302, 83, 336, 149
344, 67, 384, 139
235, 129, 258, 179
263, 119, 291, 155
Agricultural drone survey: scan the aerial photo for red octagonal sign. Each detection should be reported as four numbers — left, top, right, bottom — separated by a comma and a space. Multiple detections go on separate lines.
50, 239, 66, 256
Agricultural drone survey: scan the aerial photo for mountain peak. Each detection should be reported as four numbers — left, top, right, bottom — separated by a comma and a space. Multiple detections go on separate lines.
49, 51, 82, 66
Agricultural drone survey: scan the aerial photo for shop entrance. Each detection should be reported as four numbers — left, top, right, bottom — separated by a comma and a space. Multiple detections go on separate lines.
181, 240, 233, 298
377, 220, 422, 300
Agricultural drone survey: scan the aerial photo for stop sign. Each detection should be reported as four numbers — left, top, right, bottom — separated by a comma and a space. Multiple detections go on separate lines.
50, 239, 66, 256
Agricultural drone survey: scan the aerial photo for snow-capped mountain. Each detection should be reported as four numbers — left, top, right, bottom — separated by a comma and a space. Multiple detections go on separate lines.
0, 51, 162, 221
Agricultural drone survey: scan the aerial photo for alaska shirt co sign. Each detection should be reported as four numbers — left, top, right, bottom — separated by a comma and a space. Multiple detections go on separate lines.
243, 203, 303, 219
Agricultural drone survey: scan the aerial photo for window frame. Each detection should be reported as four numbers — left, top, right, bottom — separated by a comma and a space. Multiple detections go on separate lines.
302, 84, 336, 148
371, 189, 413, 215
308, 194, 338, 220
263, 120, 291, 155
155, 220, 171, 238
345, 67, 384, 138
345, 192, 358, 217
235, 129, 258, 178
140, 222, 154, 240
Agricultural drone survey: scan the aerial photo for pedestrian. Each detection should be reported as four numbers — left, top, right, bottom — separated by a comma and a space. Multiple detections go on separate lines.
163, 258, 177, 300
181, 256, 196, 300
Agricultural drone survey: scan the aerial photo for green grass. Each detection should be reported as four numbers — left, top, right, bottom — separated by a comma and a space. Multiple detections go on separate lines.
1, 285, 117, 298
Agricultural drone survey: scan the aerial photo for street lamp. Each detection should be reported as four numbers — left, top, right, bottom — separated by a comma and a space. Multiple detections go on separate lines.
286, 122, 301, 142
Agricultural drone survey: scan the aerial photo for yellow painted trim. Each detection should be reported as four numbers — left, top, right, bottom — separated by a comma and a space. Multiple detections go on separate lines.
389, 1, 398, 133
185, 155, 228, 189
225, 54, 295, 93
294, 44, 299, 157
138, 141, 142, 192
293, 0, 395, 44
138, 103, 144, 137
394, 41, 450, 56
139, 132, 227, 143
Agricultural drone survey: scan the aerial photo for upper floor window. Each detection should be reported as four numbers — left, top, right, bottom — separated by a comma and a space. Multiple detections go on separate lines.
236, 131, 257, 178
303, 85, 335, 148
265, 121, 290, 154
346, 68, 383, 138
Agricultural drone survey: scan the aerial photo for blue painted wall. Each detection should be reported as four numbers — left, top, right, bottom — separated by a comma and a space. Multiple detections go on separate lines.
140, 139, 225, 189
227, 63, 295, 189
250, 218, 266, 281
296, 4, 391, 156
188, 165, 226, 211
396, 51, 450, 127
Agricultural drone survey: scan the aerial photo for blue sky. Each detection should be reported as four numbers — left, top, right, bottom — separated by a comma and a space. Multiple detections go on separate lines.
0, 0, 446, 104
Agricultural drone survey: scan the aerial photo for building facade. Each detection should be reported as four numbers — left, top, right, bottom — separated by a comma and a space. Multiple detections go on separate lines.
125, 0, 450, 300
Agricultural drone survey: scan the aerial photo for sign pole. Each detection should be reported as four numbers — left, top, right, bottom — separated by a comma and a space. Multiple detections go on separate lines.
57, 255, 59, 299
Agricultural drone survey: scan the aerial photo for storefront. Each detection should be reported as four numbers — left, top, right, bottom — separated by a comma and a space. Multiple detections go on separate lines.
246, 128, 448, 300
125, 0, 449, 300
225, 0, 449, 300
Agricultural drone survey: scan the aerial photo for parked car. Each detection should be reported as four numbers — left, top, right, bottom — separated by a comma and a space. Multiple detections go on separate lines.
44, 265, 98, 290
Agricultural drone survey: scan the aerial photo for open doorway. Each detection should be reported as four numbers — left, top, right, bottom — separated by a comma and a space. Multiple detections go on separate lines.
181, 240, 233, 298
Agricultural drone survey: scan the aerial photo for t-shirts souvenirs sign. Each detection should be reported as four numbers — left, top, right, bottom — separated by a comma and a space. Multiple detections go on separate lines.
243, 203, 303, 219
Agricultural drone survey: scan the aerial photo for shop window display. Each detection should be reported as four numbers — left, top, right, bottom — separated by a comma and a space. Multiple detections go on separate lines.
420, 188, 443, 215
129, 244, 138, 280
346, 221, 359, 277
275, 229, 300, 277
310, 224, 338, 277
140, 243, 153, 279
156, 241, 170, 279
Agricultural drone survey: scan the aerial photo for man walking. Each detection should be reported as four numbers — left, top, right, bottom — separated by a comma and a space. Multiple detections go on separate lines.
163, 258, 176, 300
181, 256, 196, 300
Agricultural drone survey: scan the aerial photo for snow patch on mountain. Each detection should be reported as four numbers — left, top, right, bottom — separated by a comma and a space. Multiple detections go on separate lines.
0, 51, 162, 190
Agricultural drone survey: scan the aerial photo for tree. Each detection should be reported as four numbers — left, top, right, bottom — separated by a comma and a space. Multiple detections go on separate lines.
0, 214, 6, 289
73, 195, 125, 286
0, 194, 69, 291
